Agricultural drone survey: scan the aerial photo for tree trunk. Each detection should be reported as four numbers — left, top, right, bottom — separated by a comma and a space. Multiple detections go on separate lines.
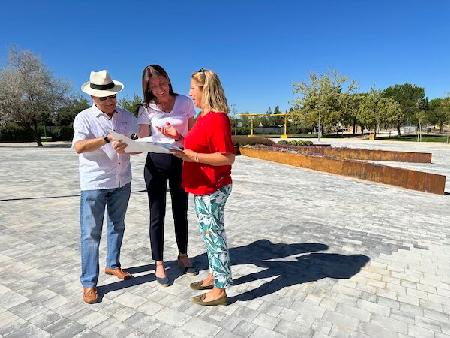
32, 120, 43, 147
352, 119, 356, 135
440, 122, 444, 134
397, 123, 401, 137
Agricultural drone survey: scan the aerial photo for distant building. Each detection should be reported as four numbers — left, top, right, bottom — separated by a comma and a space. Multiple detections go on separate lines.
400, 126, 417, 135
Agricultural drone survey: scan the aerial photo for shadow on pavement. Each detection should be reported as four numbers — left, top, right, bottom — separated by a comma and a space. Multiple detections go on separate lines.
97, 261, 186, 301
97, 269, 155, 302
192, 239, 370, 304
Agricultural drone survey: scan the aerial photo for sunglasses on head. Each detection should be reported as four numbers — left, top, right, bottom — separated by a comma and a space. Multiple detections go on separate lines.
99, 95, 117, 101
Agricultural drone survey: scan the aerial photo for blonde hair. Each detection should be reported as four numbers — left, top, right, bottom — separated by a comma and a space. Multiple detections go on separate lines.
192, 68, 228, 113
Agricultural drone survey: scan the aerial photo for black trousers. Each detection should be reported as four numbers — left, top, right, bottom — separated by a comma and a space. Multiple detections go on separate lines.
144, 152, 188, 261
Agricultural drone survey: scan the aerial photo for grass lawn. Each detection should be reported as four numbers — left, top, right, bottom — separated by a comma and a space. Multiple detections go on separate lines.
377, 134, 450, 143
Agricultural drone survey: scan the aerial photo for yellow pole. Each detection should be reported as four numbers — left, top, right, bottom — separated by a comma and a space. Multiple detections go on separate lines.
250, 117, 254, 137
281, 115, 288, 139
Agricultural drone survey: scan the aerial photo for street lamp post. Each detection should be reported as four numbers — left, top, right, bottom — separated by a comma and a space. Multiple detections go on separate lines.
230, 103, 237, 135
318, 111, 322, 142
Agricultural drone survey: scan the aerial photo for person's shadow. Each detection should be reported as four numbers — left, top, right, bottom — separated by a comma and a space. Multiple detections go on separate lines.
96, 264, 155, 301
192, 239, 370, 304
96, 261, 187, 302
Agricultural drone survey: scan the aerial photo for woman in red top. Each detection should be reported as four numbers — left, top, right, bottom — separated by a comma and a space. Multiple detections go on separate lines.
173, 68, 235, 306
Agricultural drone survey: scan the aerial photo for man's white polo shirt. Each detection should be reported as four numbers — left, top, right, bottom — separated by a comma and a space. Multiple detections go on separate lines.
73, 104, 138, 191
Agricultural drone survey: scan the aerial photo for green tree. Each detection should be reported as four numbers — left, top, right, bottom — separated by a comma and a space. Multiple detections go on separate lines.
383, 83, 424, 136
357, 89, 401, 137
429, 97, 450, 133
291, 70, 357, 136
52, 96, 90, 126
119, 94, 143, 117
340, 92, 363, 135
0, 47, 70, 146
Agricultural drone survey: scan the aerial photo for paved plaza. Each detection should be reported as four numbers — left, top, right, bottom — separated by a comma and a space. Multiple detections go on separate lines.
0, 139, 449, 337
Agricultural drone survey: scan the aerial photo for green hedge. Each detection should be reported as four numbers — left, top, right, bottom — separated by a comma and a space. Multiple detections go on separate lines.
47, 126, 73, 141
231, 135, 274, 155
278, 140, 314, 146
0, 123, 74, 142
0, 123, 35, 142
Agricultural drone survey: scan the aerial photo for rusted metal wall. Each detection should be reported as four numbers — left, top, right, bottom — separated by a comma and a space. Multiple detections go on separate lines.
275, 146, 432, 163
240, 147, 446, 195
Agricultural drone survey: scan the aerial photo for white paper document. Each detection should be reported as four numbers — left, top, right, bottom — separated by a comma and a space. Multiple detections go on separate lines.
110, 131, 181, 153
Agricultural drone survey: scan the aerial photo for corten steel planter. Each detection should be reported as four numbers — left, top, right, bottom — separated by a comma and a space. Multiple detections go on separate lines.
240, 146, 446, 195
275, 146, 432, 163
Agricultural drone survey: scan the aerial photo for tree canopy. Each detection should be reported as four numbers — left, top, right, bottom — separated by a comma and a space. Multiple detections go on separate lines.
0, 47, 70, 146
383, 83, 425, 135
291, 70, 358, 133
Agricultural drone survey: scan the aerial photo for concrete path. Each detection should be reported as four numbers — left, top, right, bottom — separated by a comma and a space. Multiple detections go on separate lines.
0, 140, 449, 337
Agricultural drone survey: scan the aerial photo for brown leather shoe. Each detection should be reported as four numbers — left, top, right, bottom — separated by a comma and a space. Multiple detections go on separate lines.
83, 287, 97, 304
104, 267, 132, 280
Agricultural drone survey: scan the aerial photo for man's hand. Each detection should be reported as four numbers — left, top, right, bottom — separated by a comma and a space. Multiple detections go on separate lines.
112, 140, 128, 154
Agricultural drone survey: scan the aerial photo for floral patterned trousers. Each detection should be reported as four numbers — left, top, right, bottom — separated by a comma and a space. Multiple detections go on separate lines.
194, 184, 232, 288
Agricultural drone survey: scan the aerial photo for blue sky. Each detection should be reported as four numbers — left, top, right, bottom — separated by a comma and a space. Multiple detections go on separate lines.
1, 0, 449, 113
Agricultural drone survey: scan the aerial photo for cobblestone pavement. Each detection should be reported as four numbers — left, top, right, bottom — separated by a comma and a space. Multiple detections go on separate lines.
0, 139, 449, 337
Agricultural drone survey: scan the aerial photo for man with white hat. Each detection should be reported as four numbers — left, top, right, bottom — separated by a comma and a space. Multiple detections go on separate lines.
73, 70, 137, 304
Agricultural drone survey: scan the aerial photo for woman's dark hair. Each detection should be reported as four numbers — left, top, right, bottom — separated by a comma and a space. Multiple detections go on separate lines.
142, 65, 175, 106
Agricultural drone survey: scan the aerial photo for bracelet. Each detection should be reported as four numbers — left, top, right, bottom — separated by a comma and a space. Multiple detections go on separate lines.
194, 152, 199, 162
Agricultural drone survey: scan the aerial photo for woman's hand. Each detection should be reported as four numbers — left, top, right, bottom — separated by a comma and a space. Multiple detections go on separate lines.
171, 149, 197, 162
157, 122, 180, 140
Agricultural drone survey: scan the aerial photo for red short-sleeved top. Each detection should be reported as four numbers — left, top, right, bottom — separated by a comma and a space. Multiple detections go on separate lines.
182, 111, 234, 195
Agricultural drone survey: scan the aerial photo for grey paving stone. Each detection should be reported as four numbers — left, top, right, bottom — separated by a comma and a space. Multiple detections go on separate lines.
76, 310, 109, 329
5, 324, 50, 338
407, 323, 435, 338
335, 303, 371, 322
181, 317, 221, 337
215, 328, 244, 338
357, 299, 391, 317
123, 312, 160, 335
28, 310, 64, 330
249, 326, 286, 338
1, 140, 450, 337
370, 313, 408, 334
0, 291, 28, 310
136, 301, 163, 316
73, 329, 105, 338
232, 320, 258, 336
0, 311, 26, 336
153, 307, 190, 327
323, 311, 360, 333
274, 318, 312, 337
49, 319, 87, 338
359, 322, 399, 338
91, 317, 132, 337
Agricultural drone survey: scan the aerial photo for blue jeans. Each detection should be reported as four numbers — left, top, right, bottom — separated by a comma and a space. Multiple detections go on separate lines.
80, 183, 131, 288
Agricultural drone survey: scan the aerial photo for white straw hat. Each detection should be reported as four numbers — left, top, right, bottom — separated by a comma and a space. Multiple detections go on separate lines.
81, 70, 124, 97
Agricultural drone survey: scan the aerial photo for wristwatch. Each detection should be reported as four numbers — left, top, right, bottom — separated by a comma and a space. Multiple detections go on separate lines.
103, 135, 110, 143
